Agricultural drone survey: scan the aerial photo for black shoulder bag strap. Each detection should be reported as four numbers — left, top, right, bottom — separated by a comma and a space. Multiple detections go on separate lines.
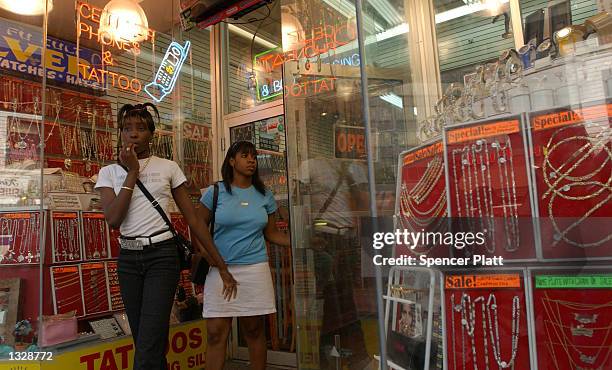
210, 182, 219, 236
314, 161, 350, 221
120, 165, 176, 234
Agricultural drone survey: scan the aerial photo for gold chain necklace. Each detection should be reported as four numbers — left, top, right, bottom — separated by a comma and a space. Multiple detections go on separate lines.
139, 156, 153, 174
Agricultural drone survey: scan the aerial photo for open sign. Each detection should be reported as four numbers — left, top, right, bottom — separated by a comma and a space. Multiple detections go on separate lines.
334, 125, 366, 160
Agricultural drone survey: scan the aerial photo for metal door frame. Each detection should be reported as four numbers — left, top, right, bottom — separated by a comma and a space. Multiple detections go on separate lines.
222, 99, 296, 367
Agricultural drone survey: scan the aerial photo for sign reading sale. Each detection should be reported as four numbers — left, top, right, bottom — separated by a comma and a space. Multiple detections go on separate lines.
40, 320, 206, 370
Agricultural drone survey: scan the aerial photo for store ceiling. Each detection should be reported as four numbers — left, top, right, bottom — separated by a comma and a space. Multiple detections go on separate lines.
0, 0, 180, 44
434, 0, 467, 12
0, 0, 282, 47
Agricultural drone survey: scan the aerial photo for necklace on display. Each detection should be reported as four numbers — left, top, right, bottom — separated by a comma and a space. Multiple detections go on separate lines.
451, 294, 458, 370
60, 106, 80, 170
474, 139, 496, 253
486, 293, 521, 369
541, 292, 612, 369
492, 138, 520, 252
37, 98, 60, 148
14, 97, 39, 151
451, 148, 464, 218
542, 123, 612, 248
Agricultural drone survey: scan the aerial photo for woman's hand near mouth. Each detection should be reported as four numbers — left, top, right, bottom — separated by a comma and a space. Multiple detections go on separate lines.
120, 143, 140, 173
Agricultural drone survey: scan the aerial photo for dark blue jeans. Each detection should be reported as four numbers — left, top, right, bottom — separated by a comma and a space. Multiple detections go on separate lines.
118, 239, 180, 370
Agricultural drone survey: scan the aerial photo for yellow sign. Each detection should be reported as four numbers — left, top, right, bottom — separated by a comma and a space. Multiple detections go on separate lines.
0, 320, 206, 370
0, 363, 41, 370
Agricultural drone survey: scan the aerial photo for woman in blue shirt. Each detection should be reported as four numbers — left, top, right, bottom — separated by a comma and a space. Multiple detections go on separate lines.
199, 140, 290, 370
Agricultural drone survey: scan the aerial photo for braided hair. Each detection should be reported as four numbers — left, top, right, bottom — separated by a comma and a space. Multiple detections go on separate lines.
116, 103, 160, 159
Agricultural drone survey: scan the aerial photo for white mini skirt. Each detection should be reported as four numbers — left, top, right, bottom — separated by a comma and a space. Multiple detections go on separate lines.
203, 262, 276, 317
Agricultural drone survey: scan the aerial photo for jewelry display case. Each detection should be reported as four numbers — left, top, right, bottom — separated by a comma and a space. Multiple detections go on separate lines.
527, 101, 612, 260
527, 267, 612, 370
444, 270, 531, 370
0, 73, 205, 352
395, 140, 450, 259
442, 114, 538, 262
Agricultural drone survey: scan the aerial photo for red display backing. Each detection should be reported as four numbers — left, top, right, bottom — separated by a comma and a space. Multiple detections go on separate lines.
51, 212, 82, 263
529, 103, 612, 259
81, 212, 110, 260
81, 262, 110, 315
444, 117, 536, 260
0, 211, 42, 265
106, 261, 124, 311
533, 277, 612, 369
396, 141, 450, 258
50, 265, 84, 316
171, 213, 190, 241
109, 227, 121, 258
444, 273, 530, 369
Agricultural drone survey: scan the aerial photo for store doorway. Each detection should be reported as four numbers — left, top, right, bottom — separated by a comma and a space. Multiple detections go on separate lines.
223, 100, 296, 367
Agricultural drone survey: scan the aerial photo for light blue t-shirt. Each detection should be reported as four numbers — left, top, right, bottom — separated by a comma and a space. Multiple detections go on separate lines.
201, 184, 277, 265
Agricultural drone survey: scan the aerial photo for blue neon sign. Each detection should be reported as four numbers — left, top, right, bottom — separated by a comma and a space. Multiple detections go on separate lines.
145, 40, 191, 103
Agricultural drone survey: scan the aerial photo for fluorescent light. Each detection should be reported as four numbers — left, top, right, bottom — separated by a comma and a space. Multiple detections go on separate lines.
435, 0, 509, 24
380, 93, 403, 109
376, 23, 409, 42
321, 0, 396, 32
228, 24, 278, 49
0, 0, 52, 16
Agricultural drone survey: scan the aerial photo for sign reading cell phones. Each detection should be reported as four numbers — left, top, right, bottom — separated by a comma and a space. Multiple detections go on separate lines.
334, 125, 366, 160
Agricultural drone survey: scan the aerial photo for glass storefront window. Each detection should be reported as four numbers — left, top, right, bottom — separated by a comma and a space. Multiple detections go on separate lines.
435, 0, 515, 88
0, 4, 45, 352
0, 0, 212, 365
227, 3, 283, 112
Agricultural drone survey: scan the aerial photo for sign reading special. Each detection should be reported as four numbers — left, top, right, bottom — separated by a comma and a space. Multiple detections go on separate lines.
0, 17, 102, 90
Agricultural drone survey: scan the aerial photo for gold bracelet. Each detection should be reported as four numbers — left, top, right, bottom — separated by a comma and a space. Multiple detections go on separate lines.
121, 186, 133, 192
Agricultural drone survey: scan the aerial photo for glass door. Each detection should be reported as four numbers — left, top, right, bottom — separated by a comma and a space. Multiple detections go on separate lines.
224, 101, 296, 367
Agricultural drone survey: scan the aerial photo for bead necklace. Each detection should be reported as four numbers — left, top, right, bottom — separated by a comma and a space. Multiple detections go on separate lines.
451, 293, 459, 370
492, 139, 520, 252
478, 294, 491, 370
15, 217, 30, 263
473, 140, 496, 253
486, 294, 520, 369
452, 148, 465, 218
461, 293, 479, 370
466, 143, 490, 252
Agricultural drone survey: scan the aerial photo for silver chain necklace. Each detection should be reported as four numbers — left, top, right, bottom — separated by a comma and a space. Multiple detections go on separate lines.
486, 294, 520, 369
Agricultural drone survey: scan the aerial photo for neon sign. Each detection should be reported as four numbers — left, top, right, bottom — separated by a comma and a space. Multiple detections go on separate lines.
76, 1, 156, 93
145, 41, 191, 103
